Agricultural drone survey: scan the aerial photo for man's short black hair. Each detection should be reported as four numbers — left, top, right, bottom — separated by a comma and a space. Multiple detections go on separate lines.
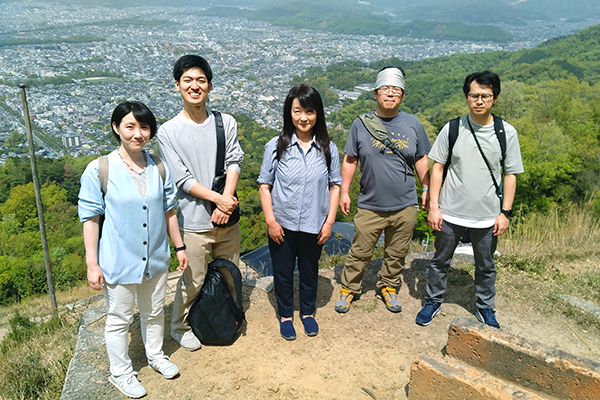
463, 71, 501, 98
173, 55, 213, 83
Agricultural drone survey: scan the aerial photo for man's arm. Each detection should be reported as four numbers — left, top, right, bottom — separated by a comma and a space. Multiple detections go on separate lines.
494, 173, 517, 236
210, 169, 240, 225
339, 155, 358, 215
427, 161, 444, 231
414, 155, 431, 209
210, 114, 243, 224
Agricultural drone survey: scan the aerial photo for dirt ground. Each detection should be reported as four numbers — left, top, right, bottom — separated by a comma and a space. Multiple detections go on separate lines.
117, 254, 600, 400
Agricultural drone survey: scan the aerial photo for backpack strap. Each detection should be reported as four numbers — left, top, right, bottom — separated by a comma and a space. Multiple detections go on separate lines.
444, 117, 461, 180
99, 152, 165, 197
98, 155, 109, 196
358, 111, 410, 167
466, 118, 504, 202
209, 258, 244, 312
148, 153, 166, 182
213, 111, 226, 177
443, 115, 506, 179
492, 114, 506, 170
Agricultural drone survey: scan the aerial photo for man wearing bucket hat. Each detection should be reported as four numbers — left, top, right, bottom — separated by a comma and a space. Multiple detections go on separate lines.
335, 66, 431, 314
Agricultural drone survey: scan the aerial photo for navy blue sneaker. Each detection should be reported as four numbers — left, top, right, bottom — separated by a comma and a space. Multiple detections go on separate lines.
476, 308, 500, 329
415, 301, 441, 326
302, 316, 319, 337
279, 319, 296, 340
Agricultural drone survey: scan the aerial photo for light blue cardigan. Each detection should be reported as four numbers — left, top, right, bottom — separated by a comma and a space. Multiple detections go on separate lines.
78, 150, 177, 285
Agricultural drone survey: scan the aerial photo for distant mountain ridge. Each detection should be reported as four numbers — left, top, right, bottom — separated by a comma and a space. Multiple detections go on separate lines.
203, 4, 514, 42
42, 0, 600, 41
414, 22, 600, 85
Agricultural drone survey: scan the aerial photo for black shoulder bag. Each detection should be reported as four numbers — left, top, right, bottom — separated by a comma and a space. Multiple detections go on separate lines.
210, 111, 240, 228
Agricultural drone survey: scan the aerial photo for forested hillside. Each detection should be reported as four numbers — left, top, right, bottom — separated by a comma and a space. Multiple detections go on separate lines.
0, 24, 599, 305
296, 23, 600, 214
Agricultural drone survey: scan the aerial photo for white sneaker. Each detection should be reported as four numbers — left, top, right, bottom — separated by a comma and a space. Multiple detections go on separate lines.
109, 372, 147, 398
149, 356, 179, 379
171, 330, 201, 351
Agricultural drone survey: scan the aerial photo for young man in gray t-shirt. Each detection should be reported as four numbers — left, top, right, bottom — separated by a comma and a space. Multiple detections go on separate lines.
334, 67, 431, 314
157, 55, 244, 351
416, 71, 524, 329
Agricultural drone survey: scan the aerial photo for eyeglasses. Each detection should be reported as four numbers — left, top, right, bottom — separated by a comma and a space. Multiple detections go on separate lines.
378, 86, 403, 96
467, 93, 495, 103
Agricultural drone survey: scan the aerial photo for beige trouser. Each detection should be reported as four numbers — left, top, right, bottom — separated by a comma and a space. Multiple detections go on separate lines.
170, 224, 241, 334
341, 206, 418, 294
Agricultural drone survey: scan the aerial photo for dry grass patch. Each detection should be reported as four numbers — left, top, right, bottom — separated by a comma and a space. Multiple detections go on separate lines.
0, 283, 92, 400
0, 283, 97, 324
0, 312, 77, 400
496, 202, 600, 331
499, 202, 600, 272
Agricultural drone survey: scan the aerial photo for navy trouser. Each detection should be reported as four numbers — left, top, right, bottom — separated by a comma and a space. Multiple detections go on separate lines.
268, 228, 323, 318
425, 220, 498, 309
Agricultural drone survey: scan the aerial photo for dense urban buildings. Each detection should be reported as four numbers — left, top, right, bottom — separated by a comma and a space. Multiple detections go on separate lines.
0, 2, 594, 161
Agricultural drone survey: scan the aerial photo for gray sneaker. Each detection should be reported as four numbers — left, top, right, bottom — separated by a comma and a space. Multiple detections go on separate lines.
171, 330, 201, 351
334, 288, 354, 313
149, 356, 179, 379
109, 372, 147, 398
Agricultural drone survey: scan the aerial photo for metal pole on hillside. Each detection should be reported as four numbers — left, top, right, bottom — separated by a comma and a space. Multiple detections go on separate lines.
19, 84, 57, 309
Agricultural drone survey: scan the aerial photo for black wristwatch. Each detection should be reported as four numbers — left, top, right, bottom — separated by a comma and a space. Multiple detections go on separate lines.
501, 209, 513, 218
174, 244, 187, 252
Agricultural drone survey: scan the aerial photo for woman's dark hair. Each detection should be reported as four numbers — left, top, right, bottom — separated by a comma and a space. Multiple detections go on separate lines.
110, 101, 157, 143
173, 54, 213, 83
463, 71, 501, 98
277, 85, 332, 169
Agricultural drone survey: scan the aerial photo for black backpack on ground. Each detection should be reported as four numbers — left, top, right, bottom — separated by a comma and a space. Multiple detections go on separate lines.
187, 259, 245, 346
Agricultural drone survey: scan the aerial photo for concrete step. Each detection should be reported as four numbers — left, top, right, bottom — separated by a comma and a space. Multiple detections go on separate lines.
409, 353, 561, 400
446, 317, 600, 400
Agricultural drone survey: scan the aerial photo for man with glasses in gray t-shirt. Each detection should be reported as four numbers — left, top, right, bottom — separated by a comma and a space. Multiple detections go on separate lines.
416, 71, 524, 329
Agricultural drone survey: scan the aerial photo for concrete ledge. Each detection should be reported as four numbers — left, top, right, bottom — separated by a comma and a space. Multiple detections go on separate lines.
446, 317, 600, 400
408, 353, 553, 400
60, 307, 120, 400
60, 267, 262, 399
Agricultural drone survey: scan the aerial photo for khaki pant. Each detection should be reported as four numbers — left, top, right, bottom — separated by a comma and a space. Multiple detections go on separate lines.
341, 206, 418, 294
170, 224, 240, 334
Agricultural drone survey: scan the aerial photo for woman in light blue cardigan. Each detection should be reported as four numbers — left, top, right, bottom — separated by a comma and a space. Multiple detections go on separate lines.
78, 101, 188, 399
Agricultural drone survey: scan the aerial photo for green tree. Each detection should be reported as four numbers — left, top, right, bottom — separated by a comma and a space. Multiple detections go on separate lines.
0, 181, 71, 232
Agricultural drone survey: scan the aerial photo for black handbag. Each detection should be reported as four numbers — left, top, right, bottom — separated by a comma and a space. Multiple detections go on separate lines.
210, 111, 240, 228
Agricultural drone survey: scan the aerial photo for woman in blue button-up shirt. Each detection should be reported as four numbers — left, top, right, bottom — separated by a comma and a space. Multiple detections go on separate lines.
258, 85, 341, 340
78, 102, 189, 397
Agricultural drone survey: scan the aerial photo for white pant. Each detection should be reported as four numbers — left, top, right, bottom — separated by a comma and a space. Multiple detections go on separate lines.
103, 271, 168, 377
